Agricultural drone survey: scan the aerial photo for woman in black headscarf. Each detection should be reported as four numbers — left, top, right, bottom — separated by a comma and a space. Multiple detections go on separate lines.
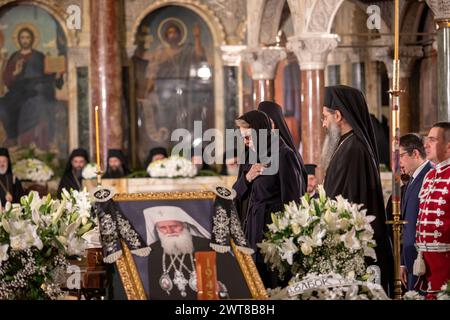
258, 101, 307, 195
233, 110, 302, 288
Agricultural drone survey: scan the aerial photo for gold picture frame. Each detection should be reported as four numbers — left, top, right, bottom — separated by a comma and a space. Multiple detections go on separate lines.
112, 191, 268, 300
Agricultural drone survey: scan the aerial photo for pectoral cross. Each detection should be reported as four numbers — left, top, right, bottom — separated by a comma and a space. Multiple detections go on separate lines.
173, 270, 188, 297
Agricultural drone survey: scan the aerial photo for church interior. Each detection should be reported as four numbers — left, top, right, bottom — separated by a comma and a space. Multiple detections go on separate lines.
0, 0, 449, 302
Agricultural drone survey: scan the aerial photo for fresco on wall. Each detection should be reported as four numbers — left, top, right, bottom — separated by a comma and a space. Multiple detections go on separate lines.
0, 4, 68, 157
132, 6, 214, 166
0, 5, 68, 154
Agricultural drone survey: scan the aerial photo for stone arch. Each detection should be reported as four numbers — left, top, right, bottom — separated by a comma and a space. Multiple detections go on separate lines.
130, 0, 226, 50
258, 0, 287, 45
310, 0, 391, 35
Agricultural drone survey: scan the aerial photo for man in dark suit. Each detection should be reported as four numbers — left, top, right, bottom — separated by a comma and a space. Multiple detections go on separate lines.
399, 133, 433, 291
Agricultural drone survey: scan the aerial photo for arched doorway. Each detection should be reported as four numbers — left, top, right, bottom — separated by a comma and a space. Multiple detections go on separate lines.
131, 5, 215, 166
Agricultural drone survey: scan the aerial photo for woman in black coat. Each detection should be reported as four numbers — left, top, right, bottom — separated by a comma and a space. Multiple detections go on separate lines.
233, 110, 302, 288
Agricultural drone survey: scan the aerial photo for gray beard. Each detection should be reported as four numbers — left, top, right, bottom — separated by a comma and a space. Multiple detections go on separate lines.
0, 167, 7, 175
158, 228, 194, 255
321, 122, 342, 173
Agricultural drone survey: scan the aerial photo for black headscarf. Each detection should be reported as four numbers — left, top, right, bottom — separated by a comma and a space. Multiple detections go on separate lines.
0, 148, 13, 174
258, 101, 308, 192
324, 85, 380, 168
236, 110, 273, 163
144, 147, 168, 168
63, 148, 89, 174
105, 149, 130, 176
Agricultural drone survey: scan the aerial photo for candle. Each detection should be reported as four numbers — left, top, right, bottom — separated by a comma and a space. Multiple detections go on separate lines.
95, 106, 101, 172
394, 0, 399, 60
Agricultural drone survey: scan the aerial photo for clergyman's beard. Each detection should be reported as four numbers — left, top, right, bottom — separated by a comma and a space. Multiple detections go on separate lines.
0, 167, 7, 175
321, 122, 342, 173
73, 168, 83, 179
158, 228, 194, 255
108, 167, 124, 178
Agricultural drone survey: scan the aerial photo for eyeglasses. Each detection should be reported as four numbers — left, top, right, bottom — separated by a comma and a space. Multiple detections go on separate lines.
399, 152, 409, 158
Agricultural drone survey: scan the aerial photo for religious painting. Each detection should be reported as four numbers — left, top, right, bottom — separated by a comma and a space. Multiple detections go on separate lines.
0, 4, 69, 157
113, 192, 264, 300
133, 6, 215, 166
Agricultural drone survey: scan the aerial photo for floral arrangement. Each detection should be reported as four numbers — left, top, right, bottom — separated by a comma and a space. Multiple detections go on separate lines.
269, 272, 389, 300
82, 163, 98, 180
9, 144, 63, 178
258, 185, 377, 281
147, 156, 198, 178
13, 158, 54, 182
0, 189, 95, 300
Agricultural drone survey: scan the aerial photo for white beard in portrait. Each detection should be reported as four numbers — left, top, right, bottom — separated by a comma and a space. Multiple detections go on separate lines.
320, 121, 341, 173
158, 225, 194, 256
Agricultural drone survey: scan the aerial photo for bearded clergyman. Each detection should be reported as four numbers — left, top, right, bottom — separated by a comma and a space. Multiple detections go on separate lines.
320, 85, 393, 295
57, 148, 89, 198
143, 206, 238, 300
0, 148, 24, 205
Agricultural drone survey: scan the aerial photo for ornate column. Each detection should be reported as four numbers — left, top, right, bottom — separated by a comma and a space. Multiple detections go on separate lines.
426, 1, 450, 121
90, 0, 123, 169
242, 47, 287, 106
221, 45, 246, 128
369, 44, 423, 134
287, 34, 339, 179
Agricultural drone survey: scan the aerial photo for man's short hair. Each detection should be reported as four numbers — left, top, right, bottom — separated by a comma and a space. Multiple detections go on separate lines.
400, 133, 426, 159
432, 122, 450, 142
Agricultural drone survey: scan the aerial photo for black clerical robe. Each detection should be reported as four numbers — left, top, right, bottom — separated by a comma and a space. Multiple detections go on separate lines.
0, 174, 24, 204
147, 236, 250, 300
57, 171, 83, 197
324, 131, 393, 292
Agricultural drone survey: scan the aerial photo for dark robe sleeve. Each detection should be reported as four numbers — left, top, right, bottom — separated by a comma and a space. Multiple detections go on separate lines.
12, 177, 24, 202
324, 138, 379, 210
233, 164, 251, 201
279, 148, 301, 205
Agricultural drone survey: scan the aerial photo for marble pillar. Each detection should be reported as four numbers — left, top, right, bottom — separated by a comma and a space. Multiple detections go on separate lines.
425, 1, 450, 121
221, 45, 246, 129
242, 47, 286, 107
90, 0, 123, 169
436, 20, 450, 121
288, 34, 339, 180
369, 45, 423, 135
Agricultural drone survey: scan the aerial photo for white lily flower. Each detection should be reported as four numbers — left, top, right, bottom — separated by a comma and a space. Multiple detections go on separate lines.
317, 184, 326, 201
1, 217, 11, 233
280, 237, 298, 265
31, 209, 41, 225
341, 228, 361, 250
351, 207, 375, 231
363, 246, 377, 260
324, 209, 339, 231
299, 223, 326, 247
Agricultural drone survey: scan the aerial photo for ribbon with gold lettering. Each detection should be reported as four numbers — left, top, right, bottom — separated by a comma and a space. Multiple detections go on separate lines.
195, 251, 219, 300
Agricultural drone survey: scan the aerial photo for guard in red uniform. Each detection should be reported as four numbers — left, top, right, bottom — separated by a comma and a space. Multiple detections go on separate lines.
415, 123, 450, 293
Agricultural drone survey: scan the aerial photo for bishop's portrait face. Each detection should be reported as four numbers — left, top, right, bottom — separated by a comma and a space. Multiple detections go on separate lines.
156, 220, 185, 237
